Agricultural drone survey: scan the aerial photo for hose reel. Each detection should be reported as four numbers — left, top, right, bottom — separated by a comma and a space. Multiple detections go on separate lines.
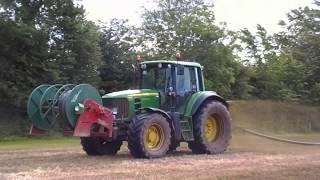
27, 84, 103, 131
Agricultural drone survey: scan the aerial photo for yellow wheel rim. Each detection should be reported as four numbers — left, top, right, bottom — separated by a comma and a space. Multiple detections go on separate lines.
204, 115, 219, 142
144, 123, 163, 150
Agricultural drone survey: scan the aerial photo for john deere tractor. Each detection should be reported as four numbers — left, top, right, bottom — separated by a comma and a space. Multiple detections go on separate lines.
27, 59, 231, 158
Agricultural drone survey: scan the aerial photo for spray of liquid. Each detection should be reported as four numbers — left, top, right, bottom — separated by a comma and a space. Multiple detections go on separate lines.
228, 100, 320, 153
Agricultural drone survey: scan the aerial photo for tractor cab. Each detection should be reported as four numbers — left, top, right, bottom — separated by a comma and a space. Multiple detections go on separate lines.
139, 60, 204, 112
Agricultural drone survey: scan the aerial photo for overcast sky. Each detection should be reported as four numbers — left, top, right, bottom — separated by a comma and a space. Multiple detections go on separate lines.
80, 0, 314, 34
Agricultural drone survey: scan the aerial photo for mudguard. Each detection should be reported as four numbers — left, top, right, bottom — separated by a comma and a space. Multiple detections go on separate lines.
184, 91, 228, 117
142, 107, 172, 120
141, 107, 180, 140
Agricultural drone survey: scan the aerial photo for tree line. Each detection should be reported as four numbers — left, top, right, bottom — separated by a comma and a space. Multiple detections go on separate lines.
0, 0, 319, 113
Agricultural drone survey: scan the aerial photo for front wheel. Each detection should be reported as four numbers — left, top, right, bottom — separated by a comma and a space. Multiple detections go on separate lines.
81, 137, 122, 156
128, 113, 171, 158
188, 101, 231, 154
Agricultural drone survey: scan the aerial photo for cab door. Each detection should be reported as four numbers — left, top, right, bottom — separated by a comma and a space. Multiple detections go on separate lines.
175, 65, 199, 112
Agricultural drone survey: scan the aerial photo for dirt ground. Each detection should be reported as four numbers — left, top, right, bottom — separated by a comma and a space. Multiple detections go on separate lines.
0, 134, 319, 180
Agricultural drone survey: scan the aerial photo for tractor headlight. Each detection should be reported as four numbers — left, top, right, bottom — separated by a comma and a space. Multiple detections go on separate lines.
75, 106, 80, 112
112, 107, 118, 115
74, 103, 84, 112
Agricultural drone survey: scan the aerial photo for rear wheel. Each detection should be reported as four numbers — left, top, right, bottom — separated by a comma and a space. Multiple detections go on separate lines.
81, 137, 122, 156
188, 101, 231, 154
128, 113, 171, 158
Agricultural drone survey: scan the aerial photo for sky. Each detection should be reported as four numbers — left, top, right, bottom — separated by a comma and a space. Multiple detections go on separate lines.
80, 0, 314, 34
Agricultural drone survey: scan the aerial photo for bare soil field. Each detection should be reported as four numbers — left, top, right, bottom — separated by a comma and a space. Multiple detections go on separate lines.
1, 100, 319, 179
0, 134, 319, 180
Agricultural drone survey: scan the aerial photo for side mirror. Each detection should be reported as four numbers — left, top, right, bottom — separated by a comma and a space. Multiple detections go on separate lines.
131, 64, 136, 71
99, 89, 106, 95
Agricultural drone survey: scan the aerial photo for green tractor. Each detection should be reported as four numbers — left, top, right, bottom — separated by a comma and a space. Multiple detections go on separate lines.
27, 59, 231, 158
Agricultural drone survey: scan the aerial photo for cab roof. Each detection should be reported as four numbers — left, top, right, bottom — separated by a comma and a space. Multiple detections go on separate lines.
140, 60, 202, 68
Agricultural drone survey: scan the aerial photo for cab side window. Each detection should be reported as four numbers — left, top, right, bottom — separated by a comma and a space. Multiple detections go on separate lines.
176, 66, 197, 96
189, 67, 197, 91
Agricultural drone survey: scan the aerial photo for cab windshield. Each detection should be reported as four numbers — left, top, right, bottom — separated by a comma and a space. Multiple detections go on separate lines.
140, 64, 171, 91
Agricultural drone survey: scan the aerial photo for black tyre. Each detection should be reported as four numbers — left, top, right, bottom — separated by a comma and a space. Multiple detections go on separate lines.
128, 113, 171, 158
80, 137, 122, 156
168, 140, 180, 153
188, 101, 231, 154
168, 120, 180, 153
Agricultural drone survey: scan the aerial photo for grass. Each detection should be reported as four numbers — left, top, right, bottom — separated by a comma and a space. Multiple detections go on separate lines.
229, 100, 320, 133
0, 136, 79, 149
0, 100, 319, 150
0, 100, 319, 179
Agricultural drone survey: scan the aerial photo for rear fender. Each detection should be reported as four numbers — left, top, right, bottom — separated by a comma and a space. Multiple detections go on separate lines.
184, 91, 228, 117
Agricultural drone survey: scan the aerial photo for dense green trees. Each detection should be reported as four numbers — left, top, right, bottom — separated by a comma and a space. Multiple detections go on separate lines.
98, 19, 138, 92
140, 0, 238, 97
279, 1, 320, 103
0, 18, 51, 108
236, 0, 320, 103
0, 0, 319, 111
0, 0, 101, 108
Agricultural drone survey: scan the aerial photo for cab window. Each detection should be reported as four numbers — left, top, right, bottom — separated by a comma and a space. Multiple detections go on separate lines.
176, 66, 197, 96
141, 65, 171, 91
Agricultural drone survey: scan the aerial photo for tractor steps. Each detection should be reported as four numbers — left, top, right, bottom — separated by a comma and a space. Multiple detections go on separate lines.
180, 116, 194, 141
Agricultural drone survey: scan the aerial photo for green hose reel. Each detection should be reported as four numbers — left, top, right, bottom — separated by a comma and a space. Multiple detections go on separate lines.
27, 84, 103, 131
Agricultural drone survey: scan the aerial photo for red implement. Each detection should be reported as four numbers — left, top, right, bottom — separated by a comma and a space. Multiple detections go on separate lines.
29, 124, 49, 136
73, 99, 114, 137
